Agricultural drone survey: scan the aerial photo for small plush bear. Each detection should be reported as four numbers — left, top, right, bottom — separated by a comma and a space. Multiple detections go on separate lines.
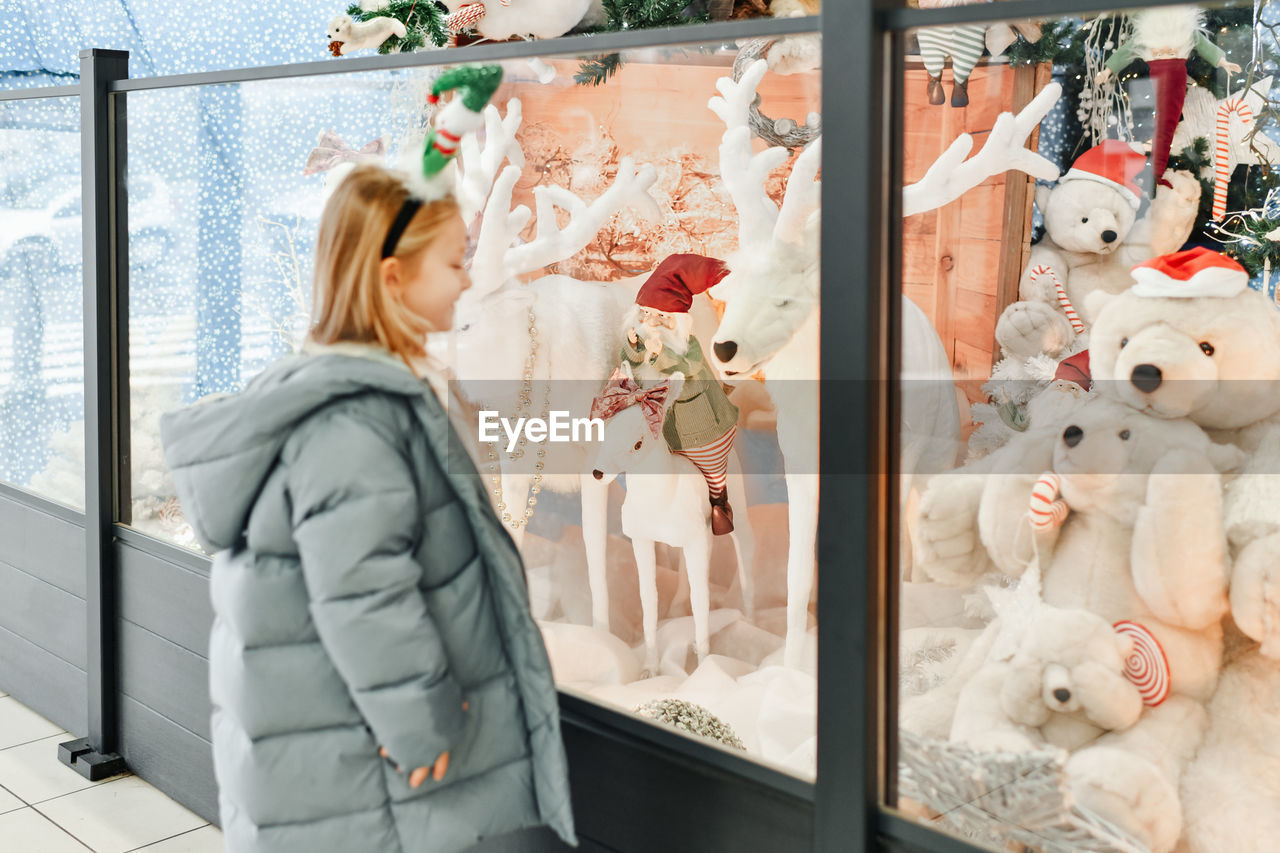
950, 597, 1144, 755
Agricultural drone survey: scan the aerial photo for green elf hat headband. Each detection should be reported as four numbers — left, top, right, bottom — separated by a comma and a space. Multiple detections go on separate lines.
382, 64, 504, 259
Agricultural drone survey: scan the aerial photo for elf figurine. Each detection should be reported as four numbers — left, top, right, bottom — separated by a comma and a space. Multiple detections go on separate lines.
916, 0, 988, 107
1096, 6, 1241, 190
616, 254, 741, 535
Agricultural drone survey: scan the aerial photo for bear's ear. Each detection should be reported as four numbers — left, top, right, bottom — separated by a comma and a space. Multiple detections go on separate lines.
1084, 289, 1118, 320
1034, 184, 1053, 216
1206, 441, 1248, 474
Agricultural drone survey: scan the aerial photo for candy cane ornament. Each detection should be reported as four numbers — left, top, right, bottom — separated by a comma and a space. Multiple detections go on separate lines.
1028, 264, 1084, 335
1028, 470, 1069, 530
1213, 98, 1254, 220
445, 3, 487, 45
1113, 620, 1171, 706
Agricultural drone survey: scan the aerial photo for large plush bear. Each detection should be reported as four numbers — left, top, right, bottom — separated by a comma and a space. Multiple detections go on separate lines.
994, 140, 1201, 363
973, 395, 1240, 852
915, 248, 1280, 852
1085, 248, 1280, 853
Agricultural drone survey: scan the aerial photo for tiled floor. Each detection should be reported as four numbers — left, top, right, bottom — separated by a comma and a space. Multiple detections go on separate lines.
0, 692, 223, 852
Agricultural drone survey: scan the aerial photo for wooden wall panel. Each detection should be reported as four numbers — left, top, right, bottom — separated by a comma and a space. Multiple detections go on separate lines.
0, 623, 86, 736
0, 489, 85, 598
901, 60, 1050, 424
0, 561, 85, 669
119, 695, 217, 824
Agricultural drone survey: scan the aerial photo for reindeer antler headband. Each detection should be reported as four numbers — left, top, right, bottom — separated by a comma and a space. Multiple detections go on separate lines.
383, 64, 504, 259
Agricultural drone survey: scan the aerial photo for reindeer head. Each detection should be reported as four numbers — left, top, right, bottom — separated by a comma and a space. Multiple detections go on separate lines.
706, 60, 821, 376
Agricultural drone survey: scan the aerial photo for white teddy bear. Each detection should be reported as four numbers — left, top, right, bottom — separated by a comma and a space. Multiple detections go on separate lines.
950, 596, 1144, 755
994, 140, 1201, 364
1084, 248, 1280, 853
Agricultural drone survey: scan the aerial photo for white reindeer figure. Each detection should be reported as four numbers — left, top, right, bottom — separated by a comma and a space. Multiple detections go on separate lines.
449, 98, 669, 632
589, 366, 756, 675
705, 61, 1064, 667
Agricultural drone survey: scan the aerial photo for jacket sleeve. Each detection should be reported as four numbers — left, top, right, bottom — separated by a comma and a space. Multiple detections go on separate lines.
285, 406, 467, 770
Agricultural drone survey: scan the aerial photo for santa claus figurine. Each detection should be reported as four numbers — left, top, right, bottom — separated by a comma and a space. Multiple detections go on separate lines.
1096, 5, 1241, 191
619, 254, 741, 535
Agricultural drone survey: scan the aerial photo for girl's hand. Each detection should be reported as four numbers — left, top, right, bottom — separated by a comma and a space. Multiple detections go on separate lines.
1219, 58, 1242, 73
1095, 68, 1112, 85
378, 700, 469, 787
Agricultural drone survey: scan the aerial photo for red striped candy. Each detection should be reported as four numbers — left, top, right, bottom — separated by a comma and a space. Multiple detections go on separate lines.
1114, 620, 1170, 706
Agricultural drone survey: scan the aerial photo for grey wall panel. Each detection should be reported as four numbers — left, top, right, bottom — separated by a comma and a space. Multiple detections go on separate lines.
119, 695, 218, 825
118, 620, 211, 740
0, 623, 87, 737
117, 541, 213, 657
0, 491, 85, 597
0, 560, 86, 669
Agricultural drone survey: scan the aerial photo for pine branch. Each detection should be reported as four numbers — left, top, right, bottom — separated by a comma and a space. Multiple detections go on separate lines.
343, 0, 448, 55
574, 54, 624, 87
575, 0, 708, 86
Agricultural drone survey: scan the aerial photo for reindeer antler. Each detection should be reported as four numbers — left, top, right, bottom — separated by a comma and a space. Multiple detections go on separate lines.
710, 59, 792, 249
902, 82, 1062, 217
457, 98, 525, 223
503, 156, 659, 277
775, 137, 821, 249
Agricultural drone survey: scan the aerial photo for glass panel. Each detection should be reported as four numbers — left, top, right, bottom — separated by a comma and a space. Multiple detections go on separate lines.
895, 4, 1279, 851
0, 96, 84, 509
133, 35, 821, 777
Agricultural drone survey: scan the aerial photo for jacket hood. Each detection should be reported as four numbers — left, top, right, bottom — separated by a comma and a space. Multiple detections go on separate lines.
160, 350, 426, 553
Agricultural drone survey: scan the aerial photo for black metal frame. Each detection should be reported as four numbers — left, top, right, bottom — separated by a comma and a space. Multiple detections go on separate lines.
0, 0, 1221, 849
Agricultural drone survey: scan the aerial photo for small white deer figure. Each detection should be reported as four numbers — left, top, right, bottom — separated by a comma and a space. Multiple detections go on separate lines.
589, 366, 755, 676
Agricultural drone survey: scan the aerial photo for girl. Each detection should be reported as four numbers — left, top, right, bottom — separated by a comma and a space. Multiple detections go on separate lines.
159, 158, 575, 852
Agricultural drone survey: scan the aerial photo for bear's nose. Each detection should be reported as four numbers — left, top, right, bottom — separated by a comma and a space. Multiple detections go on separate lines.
1062, 425, 1084, 448
1101, 229, 1118, 243
1053, 687, 1071, 703
592, 469, 603, 480
713, 340, 738, 363
1131, 363, 1163, 393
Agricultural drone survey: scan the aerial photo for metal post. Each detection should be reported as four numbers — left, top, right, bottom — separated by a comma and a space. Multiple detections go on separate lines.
814, 0, 893, 849
59, 48, 129, 781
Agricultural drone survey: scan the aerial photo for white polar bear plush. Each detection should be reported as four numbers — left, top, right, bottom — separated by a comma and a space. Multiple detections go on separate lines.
993, 140, 1201, 363
1085, 248, 1280, 853
326, 14, 407, 54
950, 597, 1144, 755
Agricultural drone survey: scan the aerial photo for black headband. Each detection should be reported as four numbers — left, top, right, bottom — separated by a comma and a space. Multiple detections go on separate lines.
381, 198, 423, 259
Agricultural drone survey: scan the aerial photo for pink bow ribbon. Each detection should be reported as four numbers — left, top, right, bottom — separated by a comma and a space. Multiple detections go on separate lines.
590, 369, 670, 438
303, 130, 385, 176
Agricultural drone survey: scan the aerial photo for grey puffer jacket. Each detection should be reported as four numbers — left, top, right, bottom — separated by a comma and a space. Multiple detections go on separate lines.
160, 348, 575, 853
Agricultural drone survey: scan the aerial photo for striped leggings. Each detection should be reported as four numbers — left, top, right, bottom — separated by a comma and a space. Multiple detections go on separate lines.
916, 25, 986, 83
675, 425, 737, 500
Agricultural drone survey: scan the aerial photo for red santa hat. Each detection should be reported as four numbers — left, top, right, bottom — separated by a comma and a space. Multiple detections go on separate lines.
1054, 349, 1091, 391
1061, 140, 1147, 211
635, 254, 730, 313
1129, 247, 1249, 298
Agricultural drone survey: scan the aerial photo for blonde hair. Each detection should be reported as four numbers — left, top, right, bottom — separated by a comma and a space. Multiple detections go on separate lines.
308, 162, 461, 361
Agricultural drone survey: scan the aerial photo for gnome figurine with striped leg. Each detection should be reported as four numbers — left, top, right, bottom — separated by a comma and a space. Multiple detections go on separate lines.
616, 254, 741, 535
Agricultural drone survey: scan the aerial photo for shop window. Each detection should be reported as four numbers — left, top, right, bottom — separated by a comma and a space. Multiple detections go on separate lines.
0, 96, 85, 509
895, 3, 1280, 851
129, 39, 822, 778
